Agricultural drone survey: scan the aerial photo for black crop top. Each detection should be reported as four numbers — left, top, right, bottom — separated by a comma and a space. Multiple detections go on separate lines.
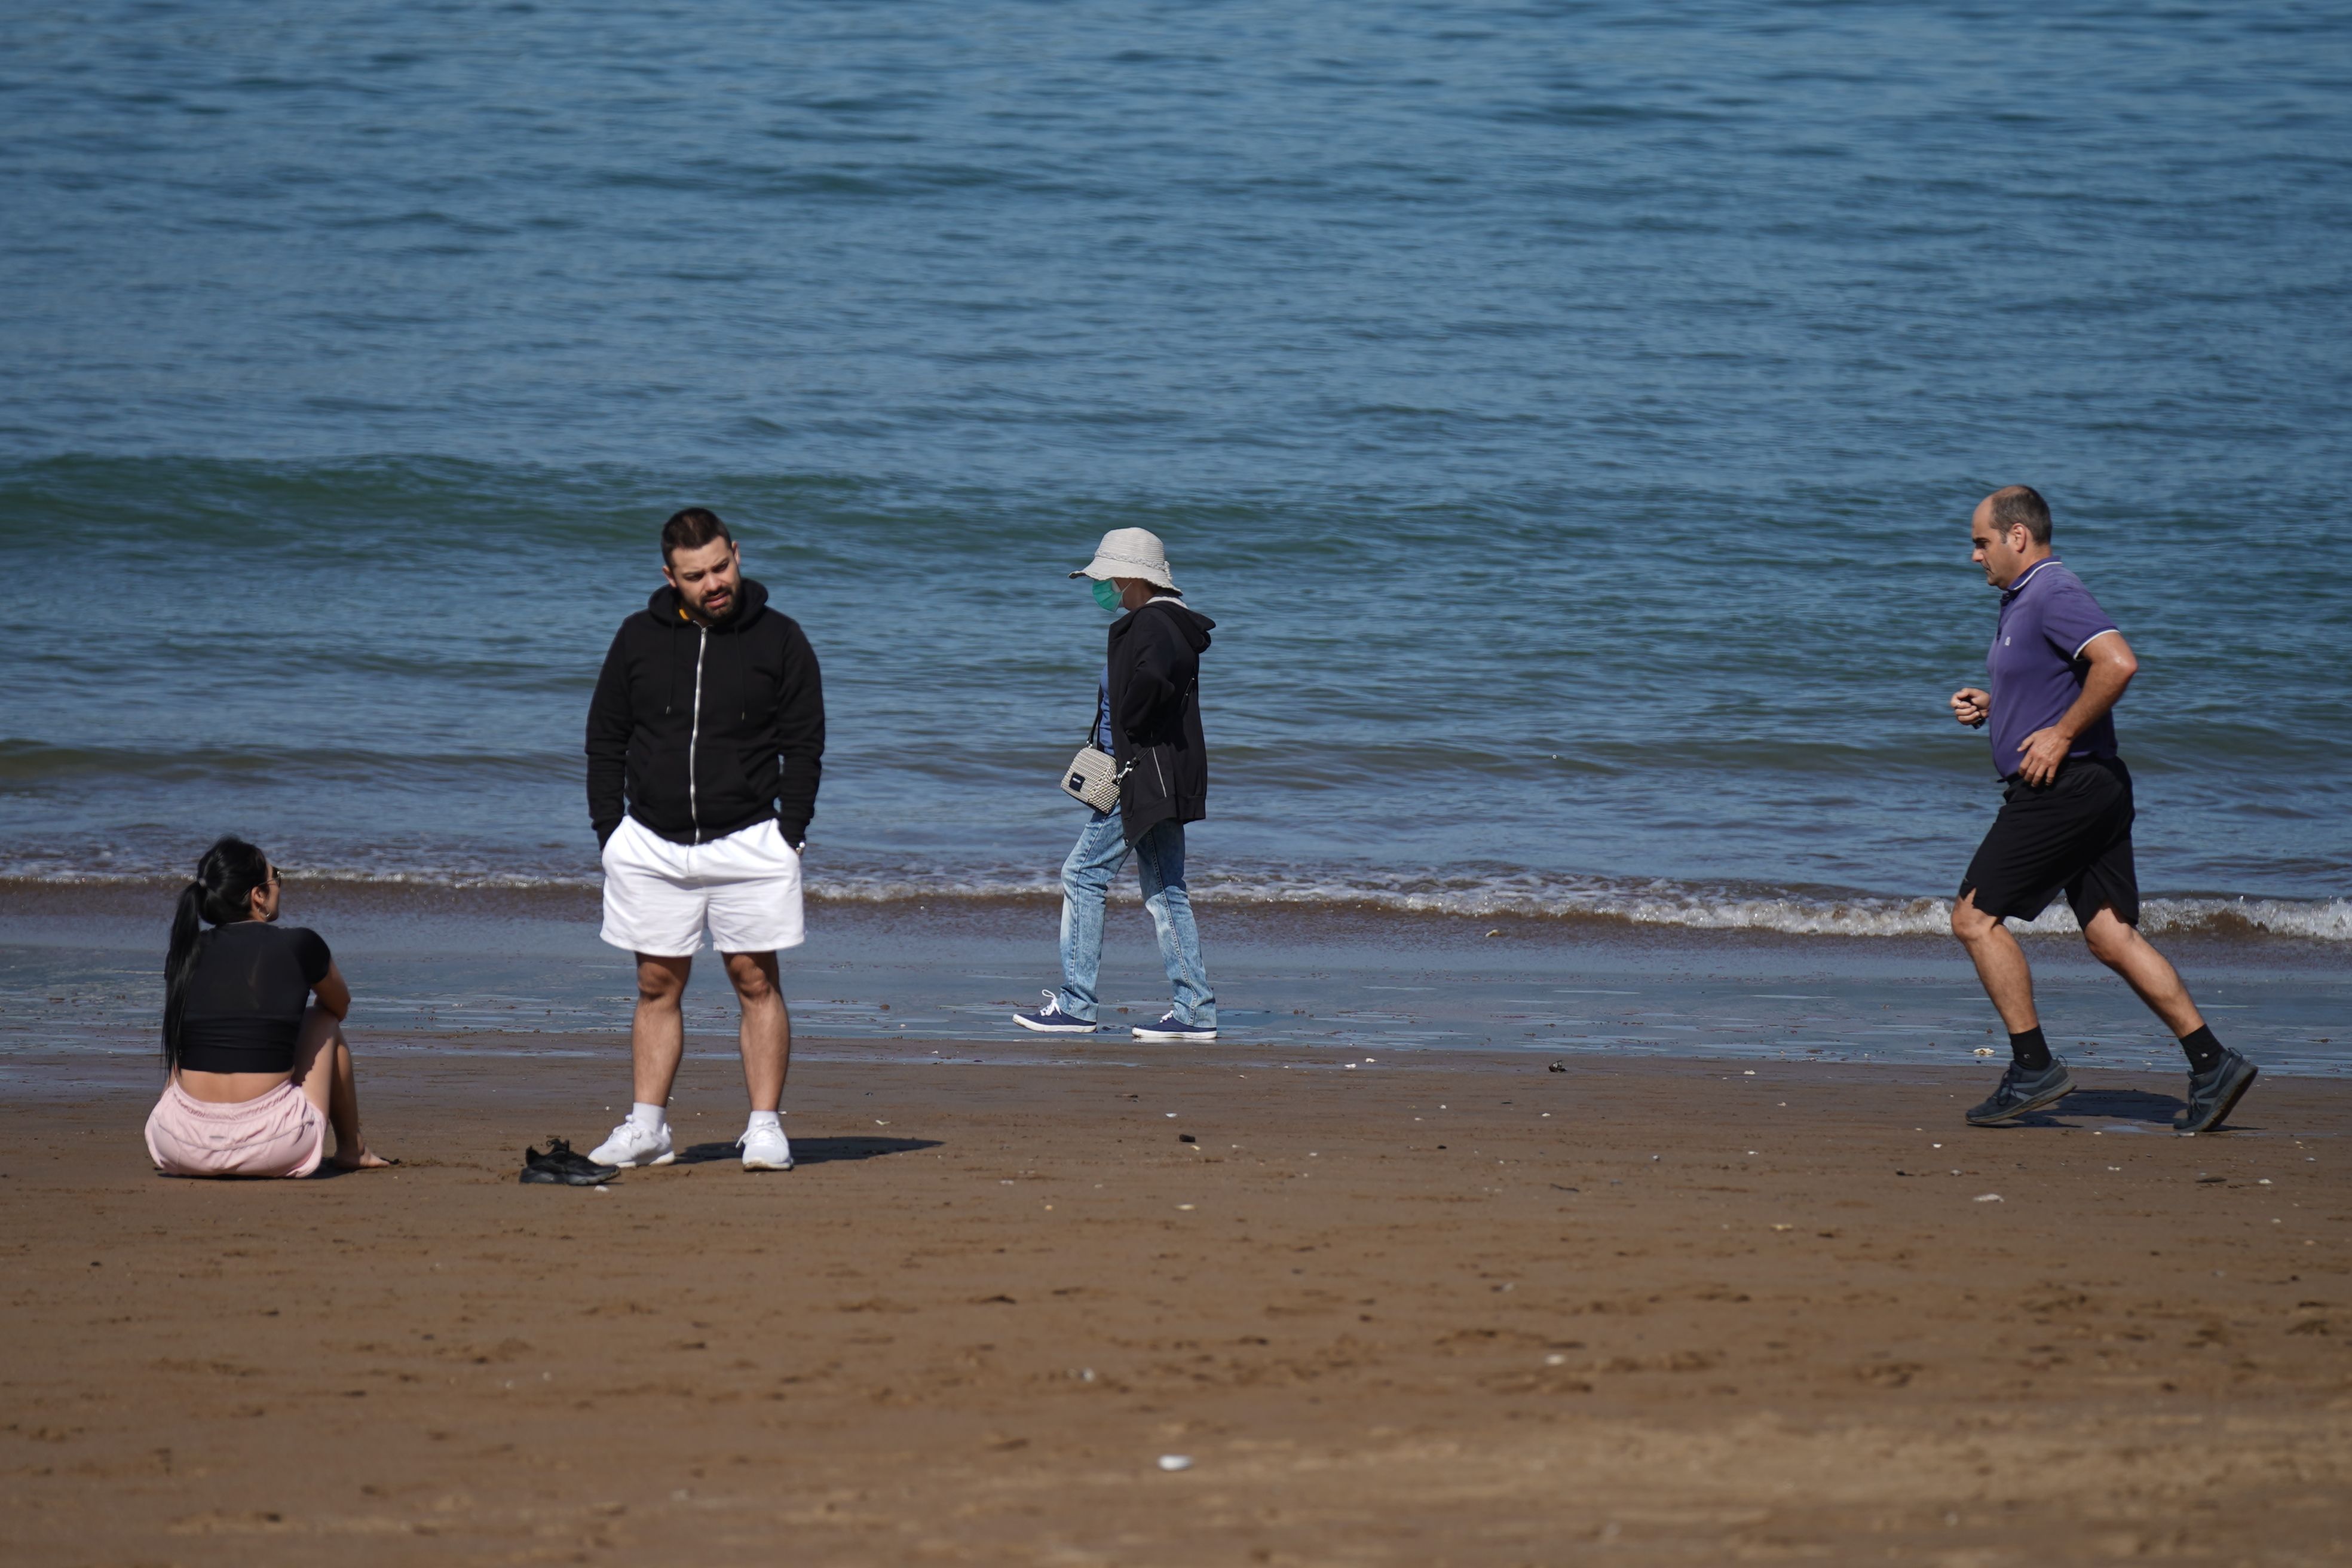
176, 921, 333, 1074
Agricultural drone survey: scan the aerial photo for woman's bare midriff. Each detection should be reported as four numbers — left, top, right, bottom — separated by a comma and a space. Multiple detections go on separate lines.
174, 1068, 293, 1104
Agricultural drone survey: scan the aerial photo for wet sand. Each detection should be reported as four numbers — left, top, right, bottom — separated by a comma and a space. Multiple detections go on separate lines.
7, 881, 2347, 1072
4, 1040, 2349, 1565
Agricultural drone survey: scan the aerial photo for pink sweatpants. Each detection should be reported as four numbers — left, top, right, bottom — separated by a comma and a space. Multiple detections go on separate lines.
145, 1079, 327, 1178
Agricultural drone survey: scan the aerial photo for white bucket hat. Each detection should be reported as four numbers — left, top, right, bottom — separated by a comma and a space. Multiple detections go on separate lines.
1070, 526, 1177, 592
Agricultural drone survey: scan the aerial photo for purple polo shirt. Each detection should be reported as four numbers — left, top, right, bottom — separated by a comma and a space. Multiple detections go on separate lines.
1985, 558, 2121, 779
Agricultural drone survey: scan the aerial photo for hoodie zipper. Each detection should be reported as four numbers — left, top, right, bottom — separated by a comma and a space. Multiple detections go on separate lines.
688, 626, 708, 843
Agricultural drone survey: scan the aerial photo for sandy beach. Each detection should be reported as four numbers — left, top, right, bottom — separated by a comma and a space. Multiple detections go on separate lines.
10, 1, 2351, 1563
5, 1039, 2347, 1565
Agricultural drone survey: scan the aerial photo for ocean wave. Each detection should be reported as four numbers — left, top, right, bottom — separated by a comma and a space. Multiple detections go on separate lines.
0, 739, 577, 785
1179, 875, 2349, 941
7, 861, 2342, 942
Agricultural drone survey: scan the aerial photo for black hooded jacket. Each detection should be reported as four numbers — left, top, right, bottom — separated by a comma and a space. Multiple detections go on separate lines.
1105, 598, 1215, 844
585, 578, 825, 849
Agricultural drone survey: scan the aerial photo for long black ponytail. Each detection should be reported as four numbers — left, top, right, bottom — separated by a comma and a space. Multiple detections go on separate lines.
163, 836, 273, 1071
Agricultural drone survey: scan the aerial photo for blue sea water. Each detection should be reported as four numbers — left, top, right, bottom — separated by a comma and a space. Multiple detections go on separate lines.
2, 1, 2347, 939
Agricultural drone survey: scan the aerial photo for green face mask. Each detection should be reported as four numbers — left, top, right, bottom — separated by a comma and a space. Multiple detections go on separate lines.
1091, 578, 1125, 613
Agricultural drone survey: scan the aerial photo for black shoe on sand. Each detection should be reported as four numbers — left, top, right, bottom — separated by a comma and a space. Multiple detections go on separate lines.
1965, 1058, 2075, 1126
2175, 1051, 2258, 1135
520, 1138, 620, 1186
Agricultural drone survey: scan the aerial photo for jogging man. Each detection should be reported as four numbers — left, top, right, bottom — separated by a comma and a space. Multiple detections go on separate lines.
1013, 527, 1218, 1042
1948, 485, 2255, 1133
584, 508, 824, 1171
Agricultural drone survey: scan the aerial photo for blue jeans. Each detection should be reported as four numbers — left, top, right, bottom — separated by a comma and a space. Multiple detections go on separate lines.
1055, 808, 1215, 1028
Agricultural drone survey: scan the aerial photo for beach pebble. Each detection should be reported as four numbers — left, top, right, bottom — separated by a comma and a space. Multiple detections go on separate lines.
1974, 1193, 2003, 1203
1178, 1133, 1196, 1143
1157, 1454, 1192, 1471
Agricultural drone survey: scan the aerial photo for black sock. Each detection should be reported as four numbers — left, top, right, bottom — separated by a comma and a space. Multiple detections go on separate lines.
2179, 1025, 2225, 1074
2008, 1026, 2052, 1072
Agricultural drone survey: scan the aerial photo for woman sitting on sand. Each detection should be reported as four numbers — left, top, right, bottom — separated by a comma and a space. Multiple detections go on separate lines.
145, 837, 392, 1177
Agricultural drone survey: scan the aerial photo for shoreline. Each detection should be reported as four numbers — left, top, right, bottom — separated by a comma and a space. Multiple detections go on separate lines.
4, 1045, 2347, 1564
8, 886, 2346, 1076
4, 872, 2344, 947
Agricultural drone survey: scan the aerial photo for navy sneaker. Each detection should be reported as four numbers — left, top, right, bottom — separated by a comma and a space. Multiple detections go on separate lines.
2175, 1050, 2258, 1135
1013, 991, 1098, 1034
1133, 1012, 1217, 1042
1964, 1057, 2075, 1126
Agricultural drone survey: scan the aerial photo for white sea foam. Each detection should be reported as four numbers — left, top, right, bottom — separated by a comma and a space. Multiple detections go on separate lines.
1159, 877, 2352, 942
8, 862, 2341, 941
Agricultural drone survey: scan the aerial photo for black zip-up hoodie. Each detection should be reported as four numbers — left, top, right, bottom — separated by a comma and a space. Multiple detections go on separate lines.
585, 578, 825, 849
1105, 598, 1215, 845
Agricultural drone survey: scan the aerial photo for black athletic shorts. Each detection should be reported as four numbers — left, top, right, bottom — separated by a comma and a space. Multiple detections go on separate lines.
1959, 754, 2139, 927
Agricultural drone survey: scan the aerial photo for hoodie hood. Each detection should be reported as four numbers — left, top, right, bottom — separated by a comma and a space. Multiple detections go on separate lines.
647, 575, 770, 631
1146, 599, 1214, 653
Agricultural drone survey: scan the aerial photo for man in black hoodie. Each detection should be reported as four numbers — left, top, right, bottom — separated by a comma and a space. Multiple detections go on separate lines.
583, 509, 825, 1172
1013, 528, 1218, 1042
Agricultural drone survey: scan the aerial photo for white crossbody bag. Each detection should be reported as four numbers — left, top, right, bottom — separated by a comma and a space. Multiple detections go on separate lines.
1059, 705, 1129, 813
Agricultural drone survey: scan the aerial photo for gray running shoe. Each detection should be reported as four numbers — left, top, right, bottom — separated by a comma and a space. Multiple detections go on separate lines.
2175, 1051, 2258, 1135
1964, 1057, 2075, 1126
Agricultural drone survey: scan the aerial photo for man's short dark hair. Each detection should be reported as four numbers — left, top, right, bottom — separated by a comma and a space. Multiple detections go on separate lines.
661, 507, 733, 561
1988, 485, 2052, 545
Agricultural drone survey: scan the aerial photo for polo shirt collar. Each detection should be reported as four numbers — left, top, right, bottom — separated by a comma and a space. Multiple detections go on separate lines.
2001, 556, 2062, 603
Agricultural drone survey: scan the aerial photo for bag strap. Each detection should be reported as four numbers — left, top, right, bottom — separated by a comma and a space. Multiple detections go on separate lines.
1078, 697, 1131, 779
1087, 670, 1111, 752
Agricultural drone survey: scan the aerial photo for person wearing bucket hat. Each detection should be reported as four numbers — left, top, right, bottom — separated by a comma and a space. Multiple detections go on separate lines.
1013, 528, 1218, 1042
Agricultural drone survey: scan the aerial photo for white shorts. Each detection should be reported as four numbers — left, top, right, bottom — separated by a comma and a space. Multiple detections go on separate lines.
599, 816, 805, 957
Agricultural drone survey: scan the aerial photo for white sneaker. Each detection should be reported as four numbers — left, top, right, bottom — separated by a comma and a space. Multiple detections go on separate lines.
587, 1119, 675, 1168
738, 1122, 794, 1171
